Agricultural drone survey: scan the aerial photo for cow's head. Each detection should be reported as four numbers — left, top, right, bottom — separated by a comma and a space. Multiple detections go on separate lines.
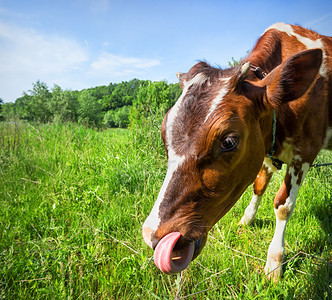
143, 49, 322, 274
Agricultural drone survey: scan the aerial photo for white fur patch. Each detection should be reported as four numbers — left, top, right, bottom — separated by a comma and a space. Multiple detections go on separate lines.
263, 157, 278, 173
265, 217, 287, 279
278, 139, 294, 165
143, 74, 206, 236
264, 23, 326, 77
288, 164, 309, 201
239, 194, 262, 225
204, 77, 231, 123
143, 155, 185, 235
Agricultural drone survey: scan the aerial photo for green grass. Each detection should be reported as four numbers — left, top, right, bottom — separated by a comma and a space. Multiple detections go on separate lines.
0, 121, 331, 299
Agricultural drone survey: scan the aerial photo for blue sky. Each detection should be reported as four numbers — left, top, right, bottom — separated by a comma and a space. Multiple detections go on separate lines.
0, 0, 331, 102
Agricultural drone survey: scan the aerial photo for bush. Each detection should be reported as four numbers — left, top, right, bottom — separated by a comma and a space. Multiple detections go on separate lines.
78, 90, 102, 127
103, 106, 130, 128
130, 81, 180, 128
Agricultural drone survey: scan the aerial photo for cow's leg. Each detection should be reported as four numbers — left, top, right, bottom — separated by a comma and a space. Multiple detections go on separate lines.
239, 161, 274, 225
265, 162, 310, 282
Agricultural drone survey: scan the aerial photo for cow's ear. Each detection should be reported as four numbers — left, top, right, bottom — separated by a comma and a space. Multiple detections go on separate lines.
266, 48, 322, 106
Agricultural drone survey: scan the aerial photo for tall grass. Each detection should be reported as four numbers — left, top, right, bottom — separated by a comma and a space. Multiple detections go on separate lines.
0, 121, 331, 299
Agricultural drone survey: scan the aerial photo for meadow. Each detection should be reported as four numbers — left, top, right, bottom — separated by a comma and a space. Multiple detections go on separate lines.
0, 121, 331, 299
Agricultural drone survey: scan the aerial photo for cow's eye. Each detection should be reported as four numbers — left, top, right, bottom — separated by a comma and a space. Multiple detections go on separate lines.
220, 134, 239, 152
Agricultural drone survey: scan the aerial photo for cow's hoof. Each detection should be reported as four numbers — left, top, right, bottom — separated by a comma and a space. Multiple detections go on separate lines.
265, 260, 282, 282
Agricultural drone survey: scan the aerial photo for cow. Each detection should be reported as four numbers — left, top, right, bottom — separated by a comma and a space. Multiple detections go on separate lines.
142, 23, 332, 282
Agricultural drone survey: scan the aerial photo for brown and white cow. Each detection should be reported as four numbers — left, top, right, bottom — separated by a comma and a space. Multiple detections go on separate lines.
142, 23, 332, 281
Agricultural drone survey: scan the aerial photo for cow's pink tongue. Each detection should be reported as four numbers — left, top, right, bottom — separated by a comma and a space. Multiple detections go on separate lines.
154, 232, 194, 274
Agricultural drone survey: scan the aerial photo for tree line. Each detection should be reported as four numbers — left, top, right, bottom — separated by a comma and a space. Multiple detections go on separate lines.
0, 79, 182, 128
0, 57, 243, 128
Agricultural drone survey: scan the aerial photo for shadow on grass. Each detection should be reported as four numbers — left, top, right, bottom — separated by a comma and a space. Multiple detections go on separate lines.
251, 218, 274, 229
282, 194, 332, 299
313, 195, 332, 246
282, 252, 332, 299
309, 195, 332, 299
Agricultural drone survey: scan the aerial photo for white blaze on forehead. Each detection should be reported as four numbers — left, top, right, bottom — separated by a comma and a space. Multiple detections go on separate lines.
167, 72, 207, 156
264, 23, 326, 77
204, 77, 231, 123
143, 73, 206, 233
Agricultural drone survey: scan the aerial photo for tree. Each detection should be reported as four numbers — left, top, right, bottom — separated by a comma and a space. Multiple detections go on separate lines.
102, 79, 145, 110
114, 105, 130, 128
103, 105, 130, 128
7, 78, 181, 127
130, 80, 171, 127
48, 85, 78, 122
1, 102, 16, 120
15, 94, 34, 121
28, 80, 53, 122
77, 90, 102, 127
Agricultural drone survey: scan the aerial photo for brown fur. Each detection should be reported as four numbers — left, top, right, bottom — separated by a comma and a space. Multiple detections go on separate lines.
144, 24, 332, 264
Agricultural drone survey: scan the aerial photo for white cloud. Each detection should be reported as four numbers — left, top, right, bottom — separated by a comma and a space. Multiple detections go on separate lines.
0, 20, 162, 102
0, 21, 89, 101
91, 52, 161, 77
0, 22, 88, 74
